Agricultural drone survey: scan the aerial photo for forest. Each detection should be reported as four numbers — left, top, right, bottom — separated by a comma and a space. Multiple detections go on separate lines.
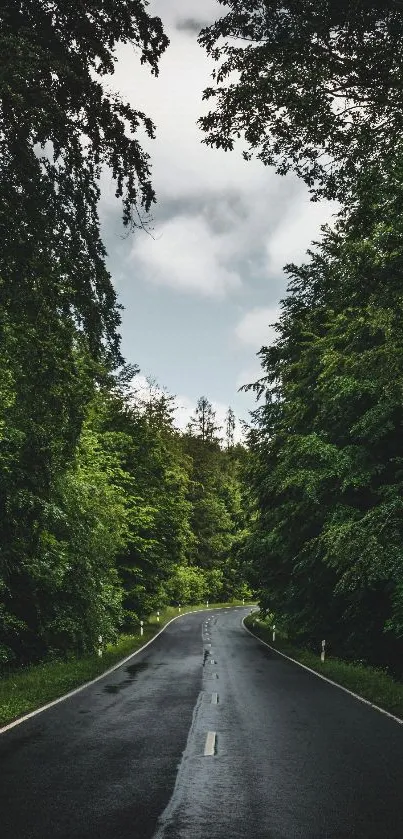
199, 0, 403, 675
0, 0, 250, 670
2, 0, 403, 679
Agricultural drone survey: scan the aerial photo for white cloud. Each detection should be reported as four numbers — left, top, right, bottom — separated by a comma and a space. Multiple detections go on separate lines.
96, 0, 339, 427
236, 365, 263, 390
101, 7, 337, 301
266, 196, 338, 278
149, 0, 220, 30
109, 21, 286, 201
235, 306, 281, 350
173, 394, 196, 431
131, 214, 241, 297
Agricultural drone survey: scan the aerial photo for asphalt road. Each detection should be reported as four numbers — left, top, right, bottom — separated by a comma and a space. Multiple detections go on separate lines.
1, 607, 403, 839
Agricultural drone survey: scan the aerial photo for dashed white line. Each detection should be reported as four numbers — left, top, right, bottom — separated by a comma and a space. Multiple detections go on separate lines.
204, 731, 216, 756
211, 693, 218, 704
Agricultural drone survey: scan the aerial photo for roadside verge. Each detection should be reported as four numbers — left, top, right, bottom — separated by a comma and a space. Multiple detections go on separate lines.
243, 614, 403, 724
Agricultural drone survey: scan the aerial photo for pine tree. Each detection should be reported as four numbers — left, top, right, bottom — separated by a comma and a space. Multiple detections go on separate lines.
134, 376, 176, 432
225, 407, 236, 450
187, 396, 222, 443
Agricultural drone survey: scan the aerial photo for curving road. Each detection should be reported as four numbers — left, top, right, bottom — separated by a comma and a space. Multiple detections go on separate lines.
1, 607, 403, 838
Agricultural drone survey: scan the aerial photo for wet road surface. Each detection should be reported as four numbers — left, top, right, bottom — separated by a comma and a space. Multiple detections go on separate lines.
1, 607, 403, 838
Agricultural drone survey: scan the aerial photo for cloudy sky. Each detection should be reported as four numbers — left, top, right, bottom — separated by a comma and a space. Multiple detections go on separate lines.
100, 0, 337, 434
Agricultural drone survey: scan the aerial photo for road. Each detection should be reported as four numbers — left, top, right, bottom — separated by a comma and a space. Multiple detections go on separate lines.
1, 607, 403, 838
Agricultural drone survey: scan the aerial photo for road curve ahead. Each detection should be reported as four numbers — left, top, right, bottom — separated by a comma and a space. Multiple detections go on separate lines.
1, 607, 403, 838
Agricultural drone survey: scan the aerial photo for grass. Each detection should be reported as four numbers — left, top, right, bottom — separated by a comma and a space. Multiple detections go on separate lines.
244, 613, 403, 721
0, 600, 251, 728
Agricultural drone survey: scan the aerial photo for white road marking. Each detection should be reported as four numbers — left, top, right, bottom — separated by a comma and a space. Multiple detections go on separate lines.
242, 618, 403, 726
211, 693, 218, 704
204, 731, 216, 756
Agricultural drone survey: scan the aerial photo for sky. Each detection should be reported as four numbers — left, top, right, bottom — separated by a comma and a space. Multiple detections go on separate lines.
99, 0, 337, 436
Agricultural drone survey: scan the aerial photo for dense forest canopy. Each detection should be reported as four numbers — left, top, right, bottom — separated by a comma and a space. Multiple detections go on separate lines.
241, 173, 403, 669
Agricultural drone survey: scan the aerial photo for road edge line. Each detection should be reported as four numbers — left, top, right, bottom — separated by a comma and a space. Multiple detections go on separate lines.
0, 605, 253, 735
241, 617, 403, 726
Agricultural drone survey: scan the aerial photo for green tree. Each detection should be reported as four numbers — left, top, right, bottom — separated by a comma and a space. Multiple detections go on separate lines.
0, 1, 168, 356
224, 406, 236, 450
181, 416, 251, 603
0, 2, 169, 664
163, 565, 208, 606
198, 0, 403, 199
94, 382, 195, 624
134, 376, 177, 432
0, 309, 100, 664
187, 396, 222, 443
0, 384, 127, 664
183, 433, 232, 568
244, 172, 403, 670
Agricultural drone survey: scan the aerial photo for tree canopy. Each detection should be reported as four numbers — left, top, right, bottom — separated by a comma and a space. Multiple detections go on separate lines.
198, 0, 403, 199
242, 166, 403, 671
0, 3, 252, 669
0, 368, 250, 666
0, 0, 168, 358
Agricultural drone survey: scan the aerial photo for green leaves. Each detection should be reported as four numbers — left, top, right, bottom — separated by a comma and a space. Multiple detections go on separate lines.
198, 0, 403, 199
0, 5, 252, 670
244, 175, 403, 666
0, 1, 168, 363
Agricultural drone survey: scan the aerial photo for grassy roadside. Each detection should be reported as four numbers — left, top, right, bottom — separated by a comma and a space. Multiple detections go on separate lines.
244, 613, 403, 720
0, 601, 251, 728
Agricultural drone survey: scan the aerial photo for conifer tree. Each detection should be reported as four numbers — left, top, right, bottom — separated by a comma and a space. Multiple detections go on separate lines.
225, 407, 236, 450
187, 396, 222, 443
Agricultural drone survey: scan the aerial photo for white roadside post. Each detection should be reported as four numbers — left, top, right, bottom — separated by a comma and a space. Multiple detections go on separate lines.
98, 635, 103, 657
321, 639, 326, 662
157, 610, 160, 623
242, 598, 245, 605
206, 600, 209, 608
140, 620, 144, 637
272, 624, 276, 642
178, 603, 181, 613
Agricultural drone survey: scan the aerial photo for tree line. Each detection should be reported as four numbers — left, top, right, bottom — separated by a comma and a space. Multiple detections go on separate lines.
0, 0, 251, 669
0, 358, 250, 668
198, 0, 403, 674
